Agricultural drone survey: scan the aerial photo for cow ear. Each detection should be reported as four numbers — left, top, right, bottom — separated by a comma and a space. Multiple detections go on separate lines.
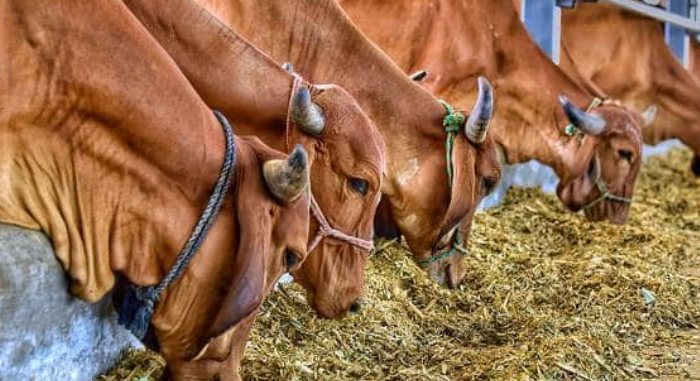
641, 105, 657, 127
440, 137, 475, 237
208, 244, 265, 339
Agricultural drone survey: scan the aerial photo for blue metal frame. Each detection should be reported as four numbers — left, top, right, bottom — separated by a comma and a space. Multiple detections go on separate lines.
522, 0, 561, 63
666, 0, 690, 66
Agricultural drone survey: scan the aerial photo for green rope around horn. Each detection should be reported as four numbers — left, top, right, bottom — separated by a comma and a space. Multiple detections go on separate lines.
564, 97, 604, 136
440, 100, 466, 186
416, 100, 469, 268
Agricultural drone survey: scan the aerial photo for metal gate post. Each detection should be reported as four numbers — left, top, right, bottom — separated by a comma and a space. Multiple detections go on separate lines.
522, 0, 561, 63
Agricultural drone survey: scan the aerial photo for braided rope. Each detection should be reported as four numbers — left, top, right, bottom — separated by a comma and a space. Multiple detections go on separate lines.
439, 100, 466, 186
118, 110, 236, 340
307, 193, 374, 253
582, 177, 633, 211
415, 101, 470, 267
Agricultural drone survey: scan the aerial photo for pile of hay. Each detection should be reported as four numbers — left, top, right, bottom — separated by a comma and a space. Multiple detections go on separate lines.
97, 148, 700, 381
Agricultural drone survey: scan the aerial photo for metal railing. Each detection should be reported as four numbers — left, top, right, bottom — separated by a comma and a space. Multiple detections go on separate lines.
557, 0, 700, 41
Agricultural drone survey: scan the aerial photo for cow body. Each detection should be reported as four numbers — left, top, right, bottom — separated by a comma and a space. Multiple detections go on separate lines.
559, 2, 700, 174
121, 0, 385, 318
339, 0, 646, 225
1, 1, 310, 380
193, 0, 502, 290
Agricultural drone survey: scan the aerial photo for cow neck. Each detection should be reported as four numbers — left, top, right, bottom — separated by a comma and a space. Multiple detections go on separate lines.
0, 0, 231, 303
123, 0, 294, 141
561, 4, 700, 154
213, 0, 449, 184
342, 0, 597, 180
466, 0, 598, 179
117, 111, 236, 341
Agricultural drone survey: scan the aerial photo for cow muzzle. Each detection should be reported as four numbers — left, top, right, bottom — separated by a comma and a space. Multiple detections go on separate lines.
692, 155, 700, 176
418, 226, 468, 288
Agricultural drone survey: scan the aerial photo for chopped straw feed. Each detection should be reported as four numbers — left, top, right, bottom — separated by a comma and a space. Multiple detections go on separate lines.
96, 148, 700, 381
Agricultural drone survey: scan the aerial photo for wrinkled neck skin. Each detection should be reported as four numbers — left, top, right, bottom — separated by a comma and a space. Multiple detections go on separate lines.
561, 3, 700, 155
201, 0, 463, 254
0, 1, 271, 379
0, 0, 227, 302
340, 0, 596, 185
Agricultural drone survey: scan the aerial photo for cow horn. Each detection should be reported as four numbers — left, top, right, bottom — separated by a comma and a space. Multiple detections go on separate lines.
291, 86, 325, 135
409, 70, 428, 82
558, 95, 607, 135
263, 144, 309, 203
465, 76, 493, 144
641, 104, 657, 127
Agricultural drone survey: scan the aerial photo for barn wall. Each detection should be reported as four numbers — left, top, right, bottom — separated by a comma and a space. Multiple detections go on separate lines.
0, 224, 140, 381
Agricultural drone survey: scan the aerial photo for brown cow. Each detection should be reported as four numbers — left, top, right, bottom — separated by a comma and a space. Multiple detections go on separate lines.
121, 0, 385, 318
1, 1, 311, 380
559, 1, 700, 175
192, 0, 501, 291
340, 0, 649, 225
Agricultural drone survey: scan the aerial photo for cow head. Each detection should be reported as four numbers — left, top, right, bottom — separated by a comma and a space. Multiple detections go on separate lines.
287, 83, 385, 319
152, 139, 311, 381
556, 97, 645, 225
382, 78, 501, 288
207, 143, 311, 342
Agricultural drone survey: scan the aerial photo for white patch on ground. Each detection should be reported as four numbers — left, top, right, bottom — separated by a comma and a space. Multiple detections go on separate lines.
643, 139, 682, 159
277, 273, 294, 285
397, 159, 419, 186
479, 160, 559, 210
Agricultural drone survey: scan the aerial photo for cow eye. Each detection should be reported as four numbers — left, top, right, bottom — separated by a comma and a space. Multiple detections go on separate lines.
618, 149, 633, 162
285, 249, 300, 270
482, 176, 497, 196
349, 178, 369, 196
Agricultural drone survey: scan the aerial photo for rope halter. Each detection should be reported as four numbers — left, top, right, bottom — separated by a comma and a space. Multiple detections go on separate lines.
417, 100, 471, 267
307, 193, 375, 252
418, 228, 469, 266
117, 110, 236, 341
440, 100, 466, 186
285, 73, 374, 254
582, 176, 633, 210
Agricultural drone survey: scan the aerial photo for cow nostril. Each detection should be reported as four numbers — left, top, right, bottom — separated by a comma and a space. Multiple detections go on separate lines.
349, 299, 363, 315
691, 155, 700, 176
587, 158, 597, 178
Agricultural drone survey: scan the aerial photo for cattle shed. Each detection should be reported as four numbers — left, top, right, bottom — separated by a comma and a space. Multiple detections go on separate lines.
5, 0, 700, 381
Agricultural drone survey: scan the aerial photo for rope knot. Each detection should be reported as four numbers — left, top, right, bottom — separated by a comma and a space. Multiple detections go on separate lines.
440, 100, 465, 133
438, 100, 465, 185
